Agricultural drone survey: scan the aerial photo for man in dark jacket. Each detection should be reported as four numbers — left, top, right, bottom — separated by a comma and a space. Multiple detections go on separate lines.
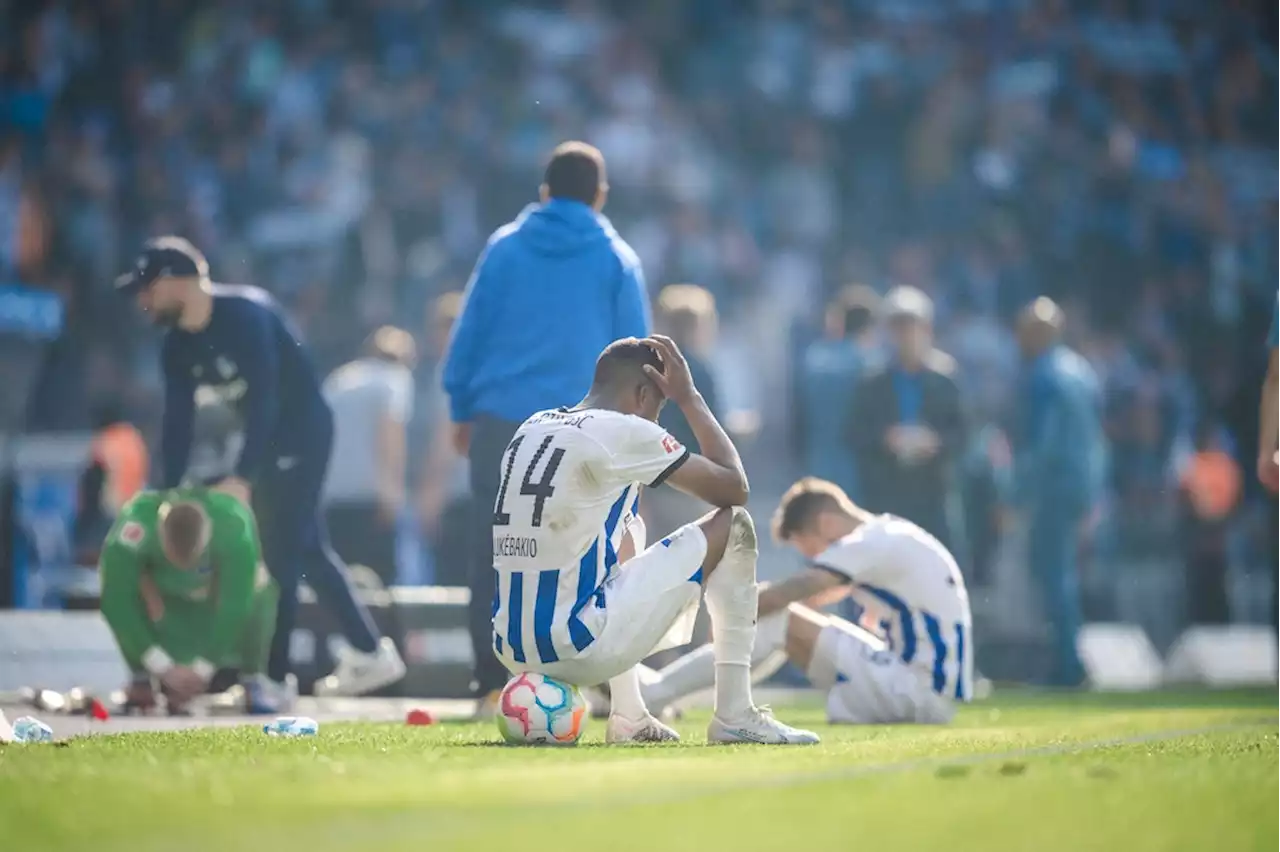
847, 286, 966, 555
442, 142, 651, 714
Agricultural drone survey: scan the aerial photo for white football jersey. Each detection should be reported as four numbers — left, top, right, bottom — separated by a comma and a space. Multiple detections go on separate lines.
491, 407, 689, 667
815, 516, 974, 701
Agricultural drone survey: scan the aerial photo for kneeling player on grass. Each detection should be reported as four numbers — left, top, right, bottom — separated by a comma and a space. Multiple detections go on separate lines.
641, 477, 972, 724
491, 335, 818, 745
99, 488, 291, 715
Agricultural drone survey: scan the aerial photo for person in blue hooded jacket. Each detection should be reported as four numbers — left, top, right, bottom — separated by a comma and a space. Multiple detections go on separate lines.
442, 141, 651, 714
1013, 297, 1108, 687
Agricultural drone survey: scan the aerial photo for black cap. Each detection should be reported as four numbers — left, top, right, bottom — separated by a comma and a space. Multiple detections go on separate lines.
114, 237, 206, 295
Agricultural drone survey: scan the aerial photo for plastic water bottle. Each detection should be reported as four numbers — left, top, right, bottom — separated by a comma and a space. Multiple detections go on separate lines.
262, 716, 318, 737
13, 716, 54, 743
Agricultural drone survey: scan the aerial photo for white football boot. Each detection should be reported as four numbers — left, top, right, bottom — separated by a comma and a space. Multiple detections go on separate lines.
605, 714, 681, 744
707, 706, 821, 745
313, 637, 407, 697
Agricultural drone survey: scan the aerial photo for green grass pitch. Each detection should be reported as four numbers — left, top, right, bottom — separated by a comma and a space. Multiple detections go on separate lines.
1, 689, 1275, 852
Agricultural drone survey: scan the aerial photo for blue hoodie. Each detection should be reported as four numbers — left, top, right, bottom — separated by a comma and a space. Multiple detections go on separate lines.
443, 199, 651, 424
1014, 344, 1108, 512
1269, 291, 1277, 349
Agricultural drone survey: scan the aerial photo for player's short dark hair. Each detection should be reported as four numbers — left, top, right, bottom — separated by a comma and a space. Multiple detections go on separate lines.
544, 142, 606, 205
832, 285, 880, 338
159, 500, 210, 566
591, 337, 663, 394
771, 477, 858, 542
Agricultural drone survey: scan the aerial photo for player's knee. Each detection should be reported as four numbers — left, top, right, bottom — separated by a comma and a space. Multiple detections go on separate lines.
699, 506, 757, 585
728, 506, 757, 559
696, 506, 734, 555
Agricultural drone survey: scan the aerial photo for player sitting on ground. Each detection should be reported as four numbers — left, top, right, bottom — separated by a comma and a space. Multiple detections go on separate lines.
491, 335, 818, 744
99, 488, 286, 715
639, 477, 972, 724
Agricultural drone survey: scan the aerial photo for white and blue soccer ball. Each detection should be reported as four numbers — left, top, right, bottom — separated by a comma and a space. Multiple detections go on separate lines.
496, 673, 587, 746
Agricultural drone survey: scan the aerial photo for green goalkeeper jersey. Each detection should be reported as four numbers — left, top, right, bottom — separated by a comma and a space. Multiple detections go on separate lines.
99, 489, 270, 674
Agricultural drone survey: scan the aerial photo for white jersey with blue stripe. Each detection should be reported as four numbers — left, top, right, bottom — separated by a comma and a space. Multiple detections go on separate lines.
491, 407, 690, 668
814, 516, 974, 701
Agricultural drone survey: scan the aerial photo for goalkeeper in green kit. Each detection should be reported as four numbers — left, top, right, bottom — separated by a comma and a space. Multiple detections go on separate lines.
99, 488, 294, 714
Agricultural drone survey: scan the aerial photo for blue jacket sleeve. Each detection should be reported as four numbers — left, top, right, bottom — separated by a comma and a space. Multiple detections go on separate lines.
613, 252, 651, 340
1014, 370, 1058, 503
442, 244, 499, 423
228, 306, 281, 482
1269, 295, 1277, 349
160, 336, 195, 488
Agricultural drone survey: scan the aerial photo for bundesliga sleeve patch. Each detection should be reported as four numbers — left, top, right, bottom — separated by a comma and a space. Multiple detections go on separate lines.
661, 433, 682, 454
118, 521, 146, 548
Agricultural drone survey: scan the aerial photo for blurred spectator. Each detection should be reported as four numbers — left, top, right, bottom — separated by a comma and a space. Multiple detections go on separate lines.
959, 424, 1013, 590
1013, 298, 1107, 687
646, 282, 720, 540
848, 286, 966, 557
323, 326, 417, 587
1176, 419, 1240, 626
72, 403, 148, 559
417, 291, 471, 587
795, 284, 880, 502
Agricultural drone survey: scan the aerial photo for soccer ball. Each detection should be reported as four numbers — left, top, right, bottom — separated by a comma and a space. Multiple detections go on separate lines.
496, 673, 587, 746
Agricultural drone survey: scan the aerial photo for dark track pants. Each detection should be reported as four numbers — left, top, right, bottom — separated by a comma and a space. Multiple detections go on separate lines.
466, 414, 520, 696
255, 429, 381, 683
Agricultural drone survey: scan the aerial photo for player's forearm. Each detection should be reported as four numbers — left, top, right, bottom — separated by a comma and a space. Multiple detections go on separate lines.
101, 599, 153, 671
677, 393, 746, 493
99, 551, 157, 672
757, 569, 846, 618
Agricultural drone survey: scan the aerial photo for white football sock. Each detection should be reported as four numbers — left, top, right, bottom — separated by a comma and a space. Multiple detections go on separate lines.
607, 666, 649, 721
643, 609, 790, 712
703, 507, 760, 721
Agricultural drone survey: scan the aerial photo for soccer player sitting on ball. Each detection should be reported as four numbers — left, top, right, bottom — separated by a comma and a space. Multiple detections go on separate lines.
491, 336, 818, 744
639, 477, 973, 725
99, 488, 291, 715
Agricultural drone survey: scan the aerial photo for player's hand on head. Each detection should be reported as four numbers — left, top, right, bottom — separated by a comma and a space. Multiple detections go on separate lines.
643, 334, 697, 404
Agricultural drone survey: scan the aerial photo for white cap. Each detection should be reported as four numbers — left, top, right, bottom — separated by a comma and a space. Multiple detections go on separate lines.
883, 285, 934, 324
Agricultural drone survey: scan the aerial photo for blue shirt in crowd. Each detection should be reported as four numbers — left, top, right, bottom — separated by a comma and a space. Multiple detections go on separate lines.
1015, 344, 1108, 510
797, 338, 872, 499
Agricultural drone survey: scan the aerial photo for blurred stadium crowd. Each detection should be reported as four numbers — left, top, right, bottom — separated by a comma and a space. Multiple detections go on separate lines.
1, 0, 1276, 644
